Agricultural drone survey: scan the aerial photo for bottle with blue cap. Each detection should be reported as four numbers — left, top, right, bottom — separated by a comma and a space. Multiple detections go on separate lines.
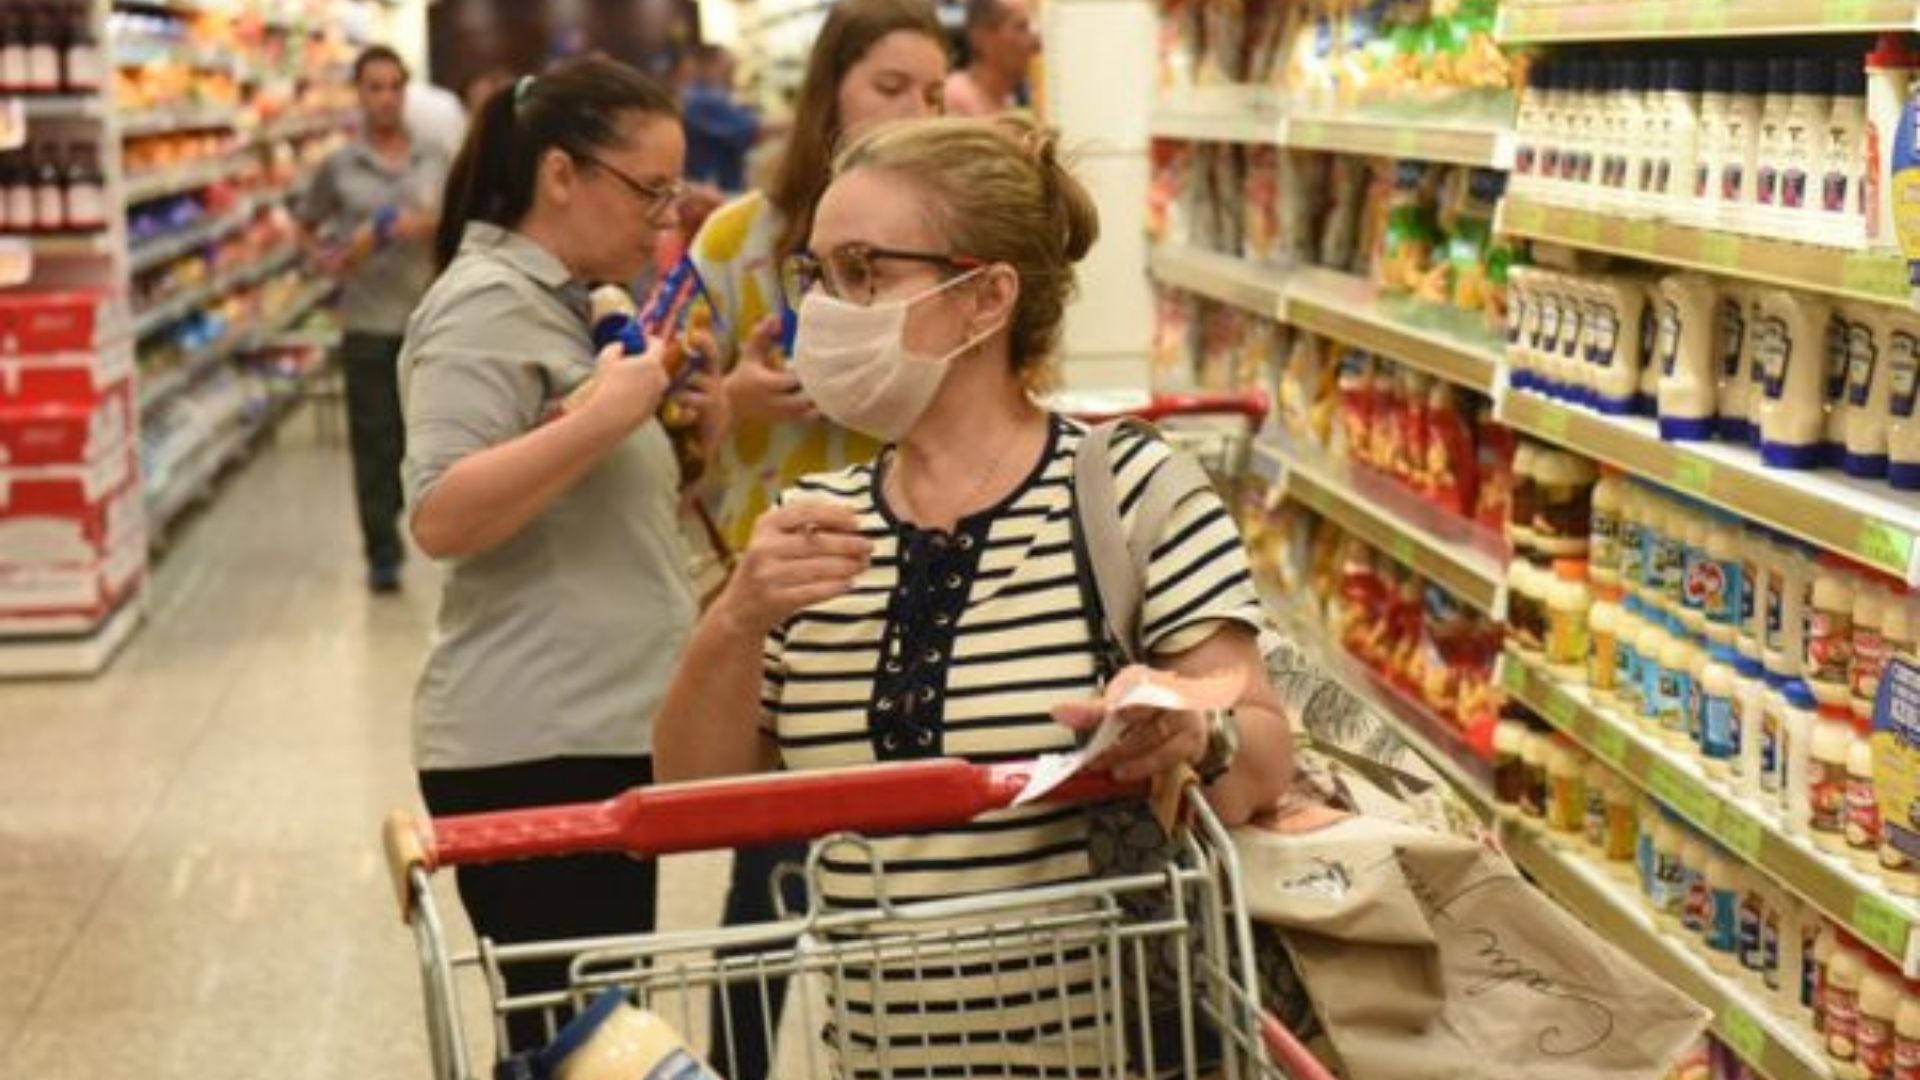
534, 987, 721, 1080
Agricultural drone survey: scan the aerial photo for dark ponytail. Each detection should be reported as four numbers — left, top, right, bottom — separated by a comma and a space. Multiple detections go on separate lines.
436, 57, 680, 269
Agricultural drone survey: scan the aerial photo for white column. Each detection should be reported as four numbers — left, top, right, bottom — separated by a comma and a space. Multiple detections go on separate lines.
1043, 0, 1154, 391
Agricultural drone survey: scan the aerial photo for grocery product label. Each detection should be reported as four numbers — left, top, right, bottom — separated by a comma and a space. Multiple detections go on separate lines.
1874, 660, 1920, 869
1702, 692, 1740, 762
1831, 986, 1862, 1058
1827, 171, 1853, 215
1812, 757, 1850, 836
1847, 320, 1882, 409
1809, 608, 1857, 685
1846, 772, 1883, 850
1739, 888, 1767, 971
1755, 316, 1793, 400
1708, 885, 1740, 955
1684, 550, 1731, 619
1720, 812, 1764, 861
1658, 304, 1682, 374
1785, 167, 1810, 211
1894, 1035, 1920, 1080
1862, 1013, 1895, 1076
1759, 163, 1782, 207
1889, 330, 1920, 419
1760, 709, 1783, 793
1854, 629, 1890, 704
1852, 893, 1911, 960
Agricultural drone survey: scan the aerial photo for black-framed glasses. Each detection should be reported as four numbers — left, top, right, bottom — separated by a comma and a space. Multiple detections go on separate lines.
781, 243, 985, 306
578, 154, 686, 217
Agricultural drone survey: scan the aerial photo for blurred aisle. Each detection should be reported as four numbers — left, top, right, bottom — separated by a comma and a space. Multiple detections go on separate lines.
0, 416, 725, 1080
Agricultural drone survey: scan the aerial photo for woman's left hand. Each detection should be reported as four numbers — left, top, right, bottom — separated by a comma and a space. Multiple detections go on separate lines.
1051, 698, 1207, 783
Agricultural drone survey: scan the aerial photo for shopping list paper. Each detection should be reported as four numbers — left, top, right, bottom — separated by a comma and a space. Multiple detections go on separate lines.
1013, 667, 1247, 806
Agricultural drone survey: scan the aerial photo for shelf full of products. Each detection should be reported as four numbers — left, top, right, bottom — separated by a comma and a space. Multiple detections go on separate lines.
1497, 1, 1917, 44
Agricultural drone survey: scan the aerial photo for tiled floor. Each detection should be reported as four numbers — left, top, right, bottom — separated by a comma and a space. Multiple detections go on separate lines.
1, 420, 728, 1079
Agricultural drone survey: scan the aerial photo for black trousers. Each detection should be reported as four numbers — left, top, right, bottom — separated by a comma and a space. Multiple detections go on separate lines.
708, 839, 808, 1080
340, 331, 407, 570
418, 756, 659, 1055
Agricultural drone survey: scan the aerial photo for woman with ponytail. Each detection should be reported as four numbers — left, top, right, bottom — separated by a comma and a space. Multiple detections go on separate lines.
657, 116, 1297, 1077
399, 57, 712, 1053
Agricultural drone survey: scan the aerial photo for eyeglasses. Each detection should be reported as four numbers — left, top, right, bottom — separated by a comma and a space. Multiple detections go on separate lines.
578, 154, 686, 217
781, 244, 985, 306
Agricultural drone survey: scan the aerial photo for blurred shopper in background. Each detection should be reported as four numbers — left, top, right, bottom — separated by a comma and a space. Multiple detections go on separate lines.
301, 46, 450, 593
678, 44, 761, 193
400, 58, 710, 1054
682, 1, 947, 1075
944, 0, 1042, 117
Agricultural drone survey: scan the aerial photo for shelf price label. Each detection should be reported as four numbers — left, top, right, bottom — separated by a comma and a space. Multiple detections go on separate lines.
1853, 894, 1911, 960
1717, 812, 1764, 862
1719, 1006, 1767, 1065
1502, 199, 1546, 236
1823, 0, 1874, 23
1390, 534, 1416, 566
1857, 520, 1915, 579
1630, 3, 1663, 32
1841, 253, 1909, 299
1567, 215, 1601, 245
1499, 654, 1525, 695
1544, 690, 1577, 731
1593, 724, 1628, 766
1623, 219, 1658, 251
1699, 233, 1742, 270
1649, 761, 1721, 831
1535, 406, 1571, 440
1672, 457, 1714, 495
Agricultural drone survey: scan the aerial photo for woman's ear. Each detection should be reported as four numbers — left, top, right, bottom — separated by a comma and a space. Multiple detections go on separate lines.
539, 148, 577, 208
970, 263, 1020, 335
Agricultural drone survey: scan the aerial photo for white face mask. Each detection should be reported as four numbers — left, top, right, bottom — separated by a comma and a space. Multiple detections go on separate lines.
791, 270, 999, 442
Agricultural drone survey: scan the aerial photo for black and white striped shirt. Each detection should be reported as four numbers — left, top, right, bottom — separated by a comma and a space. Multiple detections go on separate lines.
762, 416, 1264, 1078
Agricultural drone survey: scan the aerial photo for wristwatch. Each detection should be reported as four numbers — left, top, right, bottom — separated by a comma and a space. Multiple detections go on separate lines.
1195, 709, 1241, 785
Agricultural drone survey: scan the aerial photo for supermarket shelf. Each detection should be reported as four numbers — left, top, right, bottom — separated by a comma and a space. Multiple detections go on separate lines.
1147, 245, 1288, 319
253, 281, 336, 344
1284, 266, 1505, 395
1284, 114, 1513, 169
147, 414, 260, 539
1498, 0, 1914, 43
10, 232, 115, 258
20, 95, 105, 120
1497, 390, 1920, 585
123, 156, 240, 205
1252, 434, 1510, 618
1495, 196, 1909, 309
128, 205, 250, 273
130, 244, 300, 339
118, 105, 242, 139
1500, 822, 1833, 1080
252, 110, 354, 146
1501, 650, 1920, 978
0, 594, 145, 679
138, 332, 249, 412
1257, 580, 1497, 815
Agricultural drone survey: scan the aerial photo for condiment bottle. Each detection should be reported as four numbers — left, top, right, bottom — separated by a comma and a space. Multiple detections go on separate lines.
1779, 58, 1836, 231
1893, 976, 1920, 1079
1547, 559, 1594, 679
1590, 591, 1624, 698
1866, 36, 1919, 251
1830, 932, 1870, 1072
1861, 953, 1904, 1080
1493, 715, 1528, 806
1755, 58, 1798, 225
1823, 59, 1870, 246
1721, 59, 1768, 228
1811, 700, 1858, 852
1705, 843, 1743, 972
1887, 314, 1920, 490
1844, 303, 1895, 478
1756, 287, 1837, 469
1784, 679, 1820, 835
1846, 711, 1883, 873
1656, 273, 1722, 440
1808, 554, 1859, 708
1548, 736, 1587, 834
1701, 647, 1743, 778
1718, 283, 1757, 442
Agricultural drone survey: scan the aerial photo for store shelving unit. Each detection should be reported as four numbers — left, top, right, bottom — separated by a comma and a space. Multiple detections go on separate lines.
1147, 89, 1513, 169
1252, 436, 1511, 617
128, 205, 254, 274
124, 156, 244, 205
1147, 248, 1505, 395
1497, 0, 1914, 43
1494, 196, 1910, 309
1498, 392, 1920, 584
1502, 651, 1920, 977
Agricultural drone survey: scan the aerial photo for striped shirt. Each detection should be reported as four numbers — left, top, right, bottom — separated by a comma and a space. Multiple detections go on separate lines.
763, 416, 1264, 1078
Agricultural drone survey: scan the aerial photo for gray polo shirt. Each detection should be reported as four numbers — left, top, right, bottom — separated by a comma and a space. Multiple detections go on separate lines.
302, 139, 449, 336
399, 222, 698, 770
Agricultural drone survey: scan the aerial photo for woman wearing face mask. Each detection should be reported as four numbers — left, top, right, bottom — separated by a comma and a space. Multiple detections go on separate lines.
682, 4, 946, 1074
656, 116, 1295, 1077
400, 59, 713, 1054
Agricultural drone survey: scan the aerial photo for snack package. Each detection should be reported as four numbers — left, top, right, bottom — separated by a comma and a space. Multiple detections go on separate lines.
1152, 287, 1199, 389
1421, 380, 1479, 517
1201, 0, 1248, 84
1283, 150, 1332, 264
1282, 0, 1340, 110
1352, 159, 1398, 279
1241, 315, 1287, 393
1243, 145, 1283, 266
1363, 361, 1403, 475
1471, 403, 1516, 532
1376, 160, 1440, 295
1207, 144, 1245, 256
1198, 303, 1247, 391
1440, 168, 1503, 312
1148, 140, 1195, 246
1332, 347, 1376, 464
1278, 331, 1326, 445
1244, 0, 1291, 83
1158, 0, 1204, 90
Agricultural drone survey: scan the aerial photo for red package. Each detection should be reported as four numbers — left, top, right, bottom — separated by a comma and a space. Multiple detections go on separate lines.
1422, 381, 1477, 517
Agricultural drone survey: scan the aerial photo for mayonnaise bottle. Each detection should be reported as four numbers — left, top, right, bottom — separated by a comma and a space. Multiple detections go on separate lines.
1701, 511, 1746, 650
1767, 539, 1814, 682
1808, 554, 1859, 708
1679, 828, 1712, 938
1830, 931, 1870, 1072
1591, 276, 1647, 414
1847, 711, 1883, 873
1843, 303, 1895, 479
1655, 59, 1703, 216
1754, 58, 1798, 227
1738, 525, 1769, 670
1736, 659, 1769, 796
1590, 469, 1625, 590
1810, 701, 1857, 853
1821, 60, 1869, 248
1657, 274, 1723, 441
1779, 58, 1836, 234
1759, 674, 1789, 808
1860, 954, 1904, 1080
1888, 313, 1920, 490
1640, 612, 1676, 733
1865, 36, 1918, 251
1653, 499, 1689, 621
1701, 647, 1743, 778
1640, 279, 1666, 414
1829, 308, 1859, 469
1694, 59, 1734, 224
1894, 977, 1920, 1077
1785, 679, 1820, 835
1705, 844, 1743, 971
1620, 483, 1652, 605
1590, 593, 1624, 698
1658, 623, 1698, 747
1756, 288, 1837, 469
1721, 59, 1769, 230
1651, 812, 1687, 925
1584, 758, 1611, 851
1615, 599, 1649, 718
1718, 283, 1757, 442
1605, 774, 1639, 869
1678, 503, 1713, 638
1854, 577, 1894, 724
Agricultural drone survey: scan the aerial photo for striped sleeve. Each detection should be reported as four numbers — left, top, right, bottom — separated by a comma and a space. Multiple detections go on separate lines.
1112, 432, 1266, 656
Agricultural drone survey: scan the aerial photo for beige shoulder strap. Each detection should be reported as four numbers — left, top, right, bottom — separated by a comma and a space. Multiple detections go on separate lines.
1074, 419, 1216, 659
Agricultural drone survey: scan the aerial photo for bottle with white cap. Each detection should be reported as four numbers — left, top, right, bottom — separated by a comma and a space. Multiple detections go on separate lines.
1841, 303, 1895, 479
1864, 35, 1917, 251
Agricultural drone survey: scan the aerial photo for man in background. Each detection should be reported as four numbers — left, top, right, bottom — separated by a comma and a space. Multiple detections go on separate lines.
300, 47, 450, 593
678, 44, 762, 193
944, 0, 1041, 117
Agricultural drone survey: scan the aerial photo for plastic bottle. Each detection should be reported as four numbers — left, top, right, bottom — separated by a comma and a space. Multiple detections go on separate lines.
1577, 279, 1616, 408
1573, 60, 1604, 190
1560, 282, 1592, 403
1548, 559, 1594, 678
1637, 798, 1661, 894
1620, 484, 1651, 605
1780, 59, 1836, 230
1651, 813, 1687, 926
1739, 526, 1770, 670
1511, 269, 1541, 391
1863, 954, 1905, 1080
1657, 274, 1723, 440
1590, 470, 1625, 591
1640, 280, 1666, 413
1703, 844, 1742, 971
1679, 829, 1712, 938
543, 990, 724, 1080
1739, 869, 1770, 986
1746, 288, 1774, 448
1653, 500, 1689, 621
1894, 977, 1920, 1080
1847, 712, 1884, 873
1509, 441, 1540, 555
1590, 276, 1646, 415
1509, 560, 1548, 659
1831, 309, 1861, 469
1823, 59, 1870, 246
23, 7, 55, 94
1759, 675, 1789, 806
1736, 660, 1769, 796
1701, 512, 1746, 650
1521, 728, 1552, 819
1831, 932, 1870, 1072
1656, 59, 1703, 213
1590, 593, 1623, 698
1854, 577, 1894, 724
1605, 775, 1639, 868
1658, 627, 1697, 747
1679, 505, 1715, 637
1756, 288, 1838, 469
1548, 736, 1587, 834
1755, 59, 1799, 224
1887, 315, 1920, 490
1867, 37, 1919, 251
1785, 680, 1820, 834
1701, 648, 1744, 778
1514, 62, 1550, 186
1640, 614, 1676, 733
1845, 304, 1896, 478
1688, 633, 1714, 750
1602, 59, 1636, 203
1812, 919, 1838, 1030
1809, 555, 1859, 707
1533, 449, 1596, 558
1720, 59, 1771, 228
1615, 600, 1648, 718
1811, 701, 1857, 852
1768, 540, 1815, 682
1493, 716, 1528, 806
1718, 283, 1756, 442
1584, 758, 1611, 851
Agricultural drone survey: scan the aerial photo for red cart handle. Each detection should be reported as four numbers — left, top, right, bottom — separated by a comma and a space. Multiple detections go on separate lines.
1068, 389, 1269, 426
383, 760, 1143, 918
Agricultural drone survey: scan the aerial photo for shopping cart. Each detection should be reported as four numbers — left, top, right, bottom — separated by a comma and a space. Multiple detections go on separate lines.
383, 759, 1333, 1080
1053, 389, 1269, 484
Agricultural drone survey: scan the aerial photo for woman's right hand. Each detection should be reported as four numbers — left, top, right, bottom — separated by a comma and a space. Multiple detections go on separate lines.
717, 499, 871, 636
573, 336, 675, 431
724, 316, 816, 424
